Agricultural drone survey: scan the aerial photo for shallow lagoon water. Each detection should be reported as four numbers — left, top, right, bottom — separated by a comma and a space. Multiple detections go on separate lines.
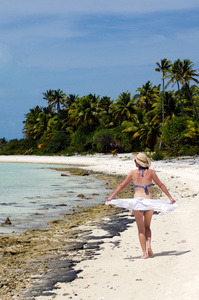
0, 163, 108, 235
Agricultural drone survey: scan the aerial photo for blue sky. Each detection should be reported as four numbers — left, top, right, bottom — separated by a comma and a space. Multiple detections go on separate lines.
0, 0, 199, 139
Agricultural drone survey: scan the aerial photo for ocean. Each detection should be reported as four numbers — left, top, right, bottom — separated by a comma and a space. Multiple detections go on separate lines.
0, 163, 109, 236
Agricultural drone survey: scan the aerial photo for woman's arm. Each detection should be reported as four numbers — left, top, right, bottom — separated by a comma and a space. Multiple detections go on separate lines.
152, 170, 176, 204
106, 171, 133, 201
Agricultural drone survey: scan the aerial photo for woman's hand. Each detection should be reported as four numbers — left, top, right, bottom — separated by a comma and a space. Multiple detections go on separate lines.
106, 197, 112, 202
170, 198, 176, 204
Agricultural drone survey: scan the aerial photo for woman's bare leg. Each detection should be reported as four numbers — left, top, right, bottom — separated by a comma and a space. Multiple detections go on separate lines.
133, 210, 148, 259
144, 210, 154, 256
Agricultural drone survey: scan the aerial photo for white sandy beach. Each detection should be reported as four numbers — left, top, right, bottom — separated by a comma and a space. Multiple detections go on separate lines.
1, 154, 199, 300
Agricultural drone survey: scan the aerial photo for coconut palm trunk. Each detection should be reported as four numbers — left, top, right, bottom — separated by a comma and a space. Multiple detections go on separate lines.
155, 58, 171, 149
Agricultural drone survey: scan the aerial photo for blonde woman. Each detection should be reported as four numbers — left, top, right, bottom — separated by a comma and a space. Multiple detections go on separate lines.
106, 153, 177, 259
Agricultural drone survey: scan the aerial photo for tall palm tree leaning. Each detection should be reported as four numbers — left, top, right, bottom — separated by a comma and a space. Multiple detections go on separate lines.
165, 59, 184, 114
180, 59, 199, 119
155, 58, 171, 148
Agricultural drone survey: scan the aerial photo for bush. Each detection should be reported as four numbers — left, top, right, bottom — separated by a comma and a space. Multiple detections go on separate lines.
93, 127, 132, 153
179, 145, 199, 156
162, 116, 189, 153
70, 127, 93, 153
150, 150, 165, 161
44, 131, 70, 153
113, 127, 132, 152
93, 129, 114, 153
0, 138, 7, 152
0, 138, 36, 155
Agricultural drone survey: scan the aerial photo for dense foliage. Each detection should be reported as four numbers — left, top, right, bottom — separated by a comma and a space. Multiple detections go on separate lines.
1, 58, 199, 157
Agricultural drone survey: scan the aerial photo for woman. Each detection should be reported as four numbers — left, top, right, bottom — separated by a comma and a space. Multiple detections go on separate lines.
106, 153, 176, 259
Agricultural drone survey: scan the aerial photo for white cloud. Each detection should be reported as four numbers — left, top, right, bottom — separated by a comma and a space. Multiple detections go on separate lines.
5, 19, 198, 71
1, 0, 199, 18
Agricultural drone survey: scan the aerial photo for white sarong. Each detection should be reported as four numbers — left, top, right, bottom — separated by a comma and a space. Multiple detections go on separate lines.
106, 197, 178, 215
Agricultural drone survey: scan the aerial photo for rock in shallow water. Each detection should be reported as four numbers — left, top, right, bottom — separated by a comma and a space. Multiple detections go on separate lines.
1, 217, 12, 226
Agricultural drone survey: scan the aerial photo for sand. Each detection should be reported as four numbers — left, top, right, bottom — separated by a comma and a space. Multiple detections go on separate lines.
1, 154, 199, 300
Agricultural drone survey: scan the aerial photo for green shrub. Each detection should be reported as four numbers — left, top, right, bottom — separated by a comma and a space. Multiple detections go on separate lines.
0, 138, 7, 152
162, 116, 189, 152
1, 138, 36, 155
179, 145, 199, 156
44, 131, 70, 153
113, 126, 132, 152
188, 146, 199, 156
93, 129, 114, 153
93, 127, 132, 153
70, 127, 93, 153
150, 150, 165, 161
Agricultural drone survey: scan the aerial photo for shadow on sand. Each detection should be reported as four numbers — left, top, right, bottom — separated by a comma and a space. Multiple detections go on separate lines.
125, 250, 191, 260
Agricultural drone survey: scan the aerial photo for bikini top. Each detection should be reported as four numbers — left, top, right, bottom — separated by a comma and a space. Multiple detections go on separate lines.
133, 183, 151, 195
133, 166, 151, 195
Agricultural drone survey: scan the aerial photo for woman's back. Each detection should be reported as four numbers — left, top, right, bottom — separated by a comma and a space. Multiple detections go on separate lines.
131, 168, 154, 198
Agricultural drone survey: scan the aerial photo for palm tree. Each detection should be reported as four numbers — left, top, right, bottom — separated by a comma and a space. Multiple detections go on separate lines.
165, 59, 184, 114
133, 120, 161, 150
111, 92, 136, 125
68, 95, 102, 129
87, 93, 100, 103
180, 59, 199, 118
155, 58, 171, 128
34, 111, 52, 139
67, 94, 78, 108
97, 96, 113, 128
42, 89, 67, 114
122, 108, 161, 150
42, 90, 54, 114
150, 91, 181, 125
190, 85, 199, 112
136, 81, 160, 112
53, 89, 67, 113
23, 106, 43, 138
98, 96, 113, 114
46, 115, 63, 136
180, 84, 199, 117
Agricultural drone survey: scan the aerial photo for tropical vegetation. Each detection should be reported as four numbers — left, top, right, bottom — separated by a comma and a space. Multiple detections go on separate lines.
1, 58, 199, 158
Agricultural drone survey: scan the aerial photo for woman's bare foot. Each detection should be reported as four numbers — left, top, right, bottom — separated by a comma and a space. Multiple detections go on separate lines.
141, 253, 148, 259
147, 247, 153, 256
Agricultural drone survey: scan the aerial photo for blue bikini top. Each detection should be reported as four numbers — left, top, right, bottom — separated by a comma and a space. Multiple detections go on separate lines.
133, 166, 151, 195
133, 183, 151, 195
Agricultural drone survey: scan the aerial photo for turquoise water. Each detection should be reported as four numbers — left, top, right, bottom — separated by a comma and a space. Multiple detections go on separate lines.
0, 163, 108, 235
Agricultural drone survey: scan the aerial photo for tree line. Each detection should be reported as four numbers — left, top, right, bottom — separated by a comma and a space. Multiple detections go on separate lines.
0, 58, 199, 158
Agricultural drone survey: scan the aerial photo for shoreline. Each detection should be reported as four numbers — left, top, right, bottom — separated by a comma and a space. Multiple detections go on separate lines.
0, 163, 134, 300
0, 154, 199, 300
